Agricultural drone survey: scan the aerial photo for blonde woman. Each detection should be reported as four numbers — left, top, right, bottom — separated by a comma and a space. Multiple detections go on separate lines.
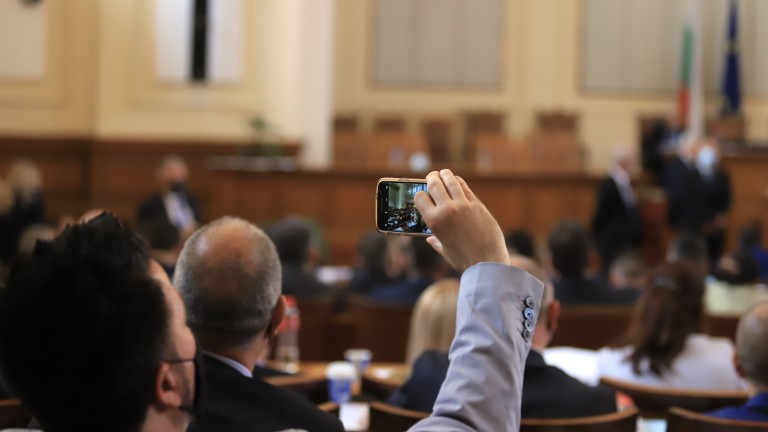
0, 160, 46, 263
389, 279, 459, 411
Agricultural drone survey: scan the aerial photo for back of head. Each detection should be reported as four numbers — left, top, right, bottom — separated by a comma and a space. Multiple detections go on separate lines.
736, 302, 768, 390
174, 217, 281, 351
610, 251, 646, 289
267, 217, 313, 265
667, 232, 708, 277
357, 231, 388, 277
505, 229, 535, 259
411, 237, 444, 276
405, 279, 460, 365
0, 214, 168, 432
6, 159, 42, 203
626, 262, 704, 376
548, 220, 591, 279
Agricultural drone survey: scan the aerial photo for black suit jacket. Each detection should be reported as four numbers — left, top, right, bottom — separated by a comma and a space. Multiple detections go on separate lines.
189, 355, 344, 432
136, 192, 202, 227
591, 177, 641, 267
389, 350, 616, 418
554, 276, 640, 306
664, 157, 706, 232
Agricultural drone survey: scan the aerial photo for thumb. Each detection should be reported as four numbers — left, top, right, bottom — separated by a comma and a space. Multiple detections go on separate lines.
426, 236, 444, 256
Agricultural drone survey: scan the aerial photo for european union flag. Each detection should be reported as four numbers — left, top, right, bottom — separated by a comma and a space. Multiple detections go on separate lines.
721, 0, 741, 116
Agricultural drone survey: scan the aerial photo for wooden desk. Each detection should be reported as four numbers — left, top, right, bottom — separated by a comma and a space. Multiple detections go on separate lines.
210, 167, 600, 265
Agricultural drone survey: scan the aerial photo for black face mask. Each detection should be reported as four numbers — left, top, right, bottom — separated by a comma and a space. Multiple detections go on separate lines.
166, 343, 205, 419
169, 181, 187, 194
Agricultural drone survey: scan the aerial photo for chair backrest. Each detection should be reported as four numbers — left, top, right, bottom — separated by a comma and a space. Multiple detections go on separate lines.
536, 111, 580, 135
702, 313, 740, 342
296, 297, 336, 361
420, 117, 453, 163
333, 114, 360, 133
347, 295, 413, 362
369, 400, 428, 432
373, 116, 407, 133
265, 373, 329, 405
667, 406, 768, 432
473, 134, 528, 173
333, 132, 371, 169
599, 377, 750, 419
527, 133, 583, 173
550, 307, 633, 350
520, 408, 639, 432
0, 399, 32, 430
462, 111, 506, 162
706, 117, 745, 142
370, 133, 427, 170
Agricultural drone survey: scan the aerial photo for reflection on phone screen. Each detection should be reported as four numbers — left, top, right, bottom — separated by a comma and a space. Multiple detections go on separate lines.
381, 182, 431, 234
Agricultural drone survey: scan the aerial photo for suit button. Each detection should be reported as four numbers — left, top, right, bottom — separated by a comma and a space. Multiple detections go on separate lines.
524, 308, 535, 320
524, 319, 534, 331
525, 296, 536, 309
522, 329, 532, 342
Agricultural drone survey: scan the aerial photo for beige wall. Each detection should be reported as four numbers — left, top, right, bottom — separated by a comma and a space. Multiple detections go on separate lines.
3, 0, 768, 171
334, 0, 768, 171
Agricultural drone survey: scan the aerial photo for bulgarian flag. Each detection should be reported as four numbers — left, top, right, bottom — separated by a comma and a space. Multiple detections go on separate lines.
677, 0, 703, 136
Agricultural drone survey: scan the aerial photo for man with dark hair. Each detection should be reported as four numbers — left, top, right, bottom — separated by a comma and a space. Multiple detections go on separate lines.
266, 216, 331, 299
505, 229, 535, 259
549, 220, 638, 305
0, 214, 199, 432
667, 231, 709, 279
173, 216, 343, 432
708, 301, 768, 421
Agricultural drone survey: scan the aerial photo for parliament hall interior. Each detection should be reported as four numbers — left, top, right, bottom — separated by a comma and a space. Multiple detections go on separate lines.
2, 0, 768, 431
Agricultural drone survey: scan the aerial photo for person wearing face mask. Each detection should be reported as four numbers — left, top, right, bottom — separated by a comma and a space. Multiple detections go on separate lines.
173, 217, 344, 432
696, 139, 732, 264
0, 213, 203, 432
137, 155, 202, 238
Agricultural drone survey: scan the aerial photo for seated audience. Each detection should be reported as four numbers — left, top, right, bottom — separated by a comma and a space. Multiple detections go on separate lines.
390, 255, 617, 418
706, 250, 768, 317
139, 217, 182, 278
708, 302, 768, 421
608, 250, 646, 291
506, 229, 536, 259
0, 159, 46, 264
0, 214, 199, 432
366, 237, 450, 304
137, 155, 202, 237
173, 217, 344, 432
597, 262, 744, 390
667, 231, 709, 278
740, 222, 768, 281
549, 220, 639, 305
347, 231, 410, 295
267, 216, 332, 299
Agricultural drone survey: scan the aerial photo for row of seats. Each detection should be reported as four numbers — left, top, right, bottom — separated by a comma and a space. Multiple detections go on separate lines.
296, 296, 741, 362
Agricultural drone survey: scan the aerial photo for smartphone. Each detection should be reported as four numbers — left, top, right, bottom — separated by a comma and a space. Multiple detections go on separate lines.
375, 178, 432, 236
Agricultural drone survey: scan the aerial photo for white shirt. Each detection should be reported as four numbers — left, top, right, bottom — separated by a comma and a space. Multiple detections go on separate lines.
162, 191, 197, 231
596, 333, 746, 391
610, 167, 636, 207
204, 350, 253, 378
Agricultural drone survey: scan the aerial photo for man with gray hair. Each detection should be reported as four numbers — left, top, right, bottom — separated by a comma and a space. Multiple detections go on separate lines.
708, 301, 768, 421
173, 216, 344, 432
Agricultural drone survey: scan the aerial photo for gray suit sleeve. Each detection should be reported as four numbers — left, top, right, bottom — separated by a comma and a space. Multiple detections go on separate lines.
409, 263, 544, 432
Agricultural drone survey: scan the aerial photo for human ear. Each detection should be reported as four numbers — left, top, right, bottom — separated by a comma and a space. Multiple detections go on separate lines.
268, 296, 287, 339
155, 362, 183, 408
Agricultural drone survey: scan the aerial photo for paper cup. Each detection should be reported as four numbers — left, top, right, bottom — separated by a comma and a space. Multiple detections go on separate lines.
326, 361, 357, 403
344, 349, 373, 374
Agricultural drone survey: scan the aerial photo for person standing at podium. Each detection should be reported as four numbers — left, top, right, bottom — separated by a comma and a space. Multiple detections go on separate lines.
591, 149, 642, 269
137, 155, 202, 238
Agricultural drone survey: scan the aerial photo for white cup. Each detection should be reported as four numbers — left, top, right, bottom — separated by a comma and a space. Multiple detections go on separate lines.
326, 361, 357, 403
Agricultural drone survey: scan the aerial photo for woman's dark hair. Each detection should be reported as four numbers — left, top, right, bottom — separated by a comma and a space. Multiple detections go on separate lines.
624, 262, 704, 376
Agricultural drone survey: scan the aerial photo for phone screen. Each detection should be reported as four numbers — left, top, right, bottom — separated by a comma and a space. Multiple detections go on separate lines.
376, 179, 432, 235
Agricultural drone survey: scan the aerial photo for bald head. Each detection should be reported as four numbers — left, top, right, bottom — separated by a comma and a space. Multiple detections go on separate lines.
736, 302, 768, 389
173, 217, 281, 349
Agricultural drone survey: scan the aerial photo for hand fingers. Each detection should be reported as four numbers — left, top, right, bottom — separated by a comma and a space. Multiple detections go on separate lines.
414, 190, 435, 215
456, 176, 477, 202
440, 169, 466, 201
426, 171, 450, 205
426, 236, 444, 256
